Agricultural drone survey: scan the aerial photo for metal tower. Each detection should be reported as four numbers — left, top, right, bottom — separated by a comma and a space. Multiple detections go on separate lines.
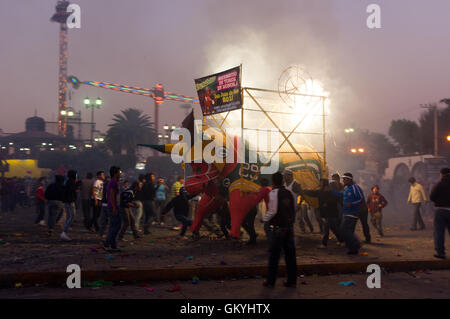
51, 1, 71, 137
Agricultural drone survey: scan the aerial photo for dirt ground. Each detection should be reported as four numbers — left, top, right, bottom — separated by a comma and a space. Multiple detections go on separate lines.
0, 205, 449, 299
1, 270, 449, 299
0, 206, 443, 275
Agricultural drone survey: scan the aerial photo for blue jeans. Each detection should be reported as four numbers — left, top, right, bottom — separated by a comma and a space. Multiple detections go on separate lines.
434, 208, 450, 256
104, 207, 122, 249
175, 215, 192, 236
264, 222, 272, 240
99, 205, 109, 236
48, 200, 63, 231
340, 215, 360, 253
63, 202, 76, 233
267, 226, 297, 286
133, 200, 143, 229
323, 217, 342, 246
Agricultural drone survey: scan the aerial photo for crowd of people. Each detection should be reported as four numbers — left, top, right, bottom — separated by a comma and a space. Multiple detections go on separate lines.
0, 165, 449, 287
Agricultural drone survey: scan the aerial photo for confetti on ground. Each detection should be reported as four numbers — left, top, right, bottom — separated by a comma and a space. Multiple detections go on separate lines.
168, 285, 180, 292
360, 252, 369, 256
85, 280, 113, 287
338, 281, 355, 286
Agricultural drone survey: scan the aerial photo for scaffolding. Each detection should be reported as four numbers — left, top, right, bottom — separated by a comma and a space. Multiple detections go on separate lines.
204, 87, 327, 169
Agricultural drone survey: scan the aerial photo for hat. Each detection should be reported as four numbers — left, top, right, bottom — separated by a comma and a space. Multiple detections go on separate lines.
342, 172, 353, 180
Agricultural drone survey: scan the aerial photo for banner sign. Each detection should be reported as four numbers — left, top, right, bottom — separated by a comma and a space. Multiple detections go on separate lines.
195, 66, 242, 116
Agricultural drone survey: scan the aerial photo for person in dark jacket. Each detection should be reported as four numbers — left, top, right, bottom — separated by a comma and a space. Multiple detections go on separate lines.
302, 179, 344, 248
118, 181, 141, 241
430, 167, 450, 259
366, 184, 388, 237
262, 172, 297, 288
45, 175, 65, 236
161, 187, 194, 237
61, 170, 79, 241
141, 173, 156, 235
331, 172, 364, 255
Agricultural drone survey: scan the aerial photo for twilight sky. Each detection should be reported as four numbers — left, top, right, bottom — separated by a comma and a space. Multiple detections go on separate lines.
1, 0, 449, 136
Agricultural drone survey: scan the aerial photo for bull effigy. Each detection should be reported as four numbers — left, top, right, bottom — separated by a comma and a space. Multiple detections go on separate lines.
141, 65, 329, 239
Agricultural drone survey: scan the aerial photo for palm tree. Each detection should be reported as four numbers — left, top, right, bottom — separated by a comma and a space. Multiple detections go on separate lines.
105, 108, 156, 155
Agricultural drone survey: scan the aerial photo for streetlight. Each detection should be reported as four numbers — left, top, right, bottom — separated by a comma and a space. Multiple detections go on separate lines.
350, 147, 365, 154
84, 97, 103, 143
447, 135, 450, 142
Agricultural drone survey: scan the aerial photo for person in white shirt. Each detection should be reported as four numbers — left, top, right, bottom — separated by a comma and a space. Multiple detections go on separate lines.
407, 177, 427, 231
262, 172, 297, 288
91, 171, 105, 232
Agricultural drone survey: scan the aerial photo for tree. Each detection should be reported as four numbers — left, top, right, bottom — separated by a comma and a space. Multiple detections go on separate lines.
388, 119, 421, 155
105, 108, 156, 157
418, 102, 450, 156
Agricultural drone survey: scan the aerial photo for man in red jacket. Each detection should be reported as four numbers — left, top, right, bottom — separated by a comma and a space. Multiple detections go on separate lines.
366, 184, 388, 237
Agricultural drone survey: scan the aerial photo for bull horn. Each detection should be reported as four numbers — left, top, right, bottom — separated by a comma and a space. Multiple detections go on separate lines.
137, 144, 176, 154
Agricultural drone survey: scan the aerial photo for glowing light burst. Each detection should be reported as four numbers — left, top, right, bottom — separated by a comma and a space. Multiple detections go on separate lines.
290, 79, 330, 132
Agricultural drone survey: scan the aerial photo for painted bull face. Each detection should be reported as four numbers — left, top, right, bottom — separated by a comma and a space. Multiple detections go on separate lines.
184, 162, 220, 196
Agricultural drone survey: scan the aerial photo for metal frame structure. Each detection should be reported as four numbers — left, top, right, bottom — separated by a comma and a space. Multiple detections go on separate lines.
204, 87, 328, 175
51, 0, 71, 137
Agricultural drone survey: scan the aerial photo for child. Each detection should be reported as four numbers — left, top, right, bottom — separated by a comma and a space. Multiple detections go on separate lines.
366, 184, 388, 237
161, 187, 193, 238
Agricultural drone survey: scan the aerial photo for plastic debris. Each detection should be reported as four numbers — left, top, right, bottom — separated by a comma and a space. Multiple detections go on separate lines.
147, 254, 154, 257
140, 282, 149, 287
186, 256, 194, 260
77, 230, 86, 233
0, 239, 7, 245
151, 240, 156, 244
168, 285, 180, 292
128, 231, 133, 234
254, 276, 262, 279
338, 281, 355, 286
85, 280, 113, 287
105, 255, 114, 260
14, 233, 22, 237
220, 261, 227, 265
360, 252, 369, 256
90, 249, 98, 253
120, 253, 130, 257
211, 253, 217, 256
146, 288, 154, 292
15, 283, 23, 288
192, 276, 200, 282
